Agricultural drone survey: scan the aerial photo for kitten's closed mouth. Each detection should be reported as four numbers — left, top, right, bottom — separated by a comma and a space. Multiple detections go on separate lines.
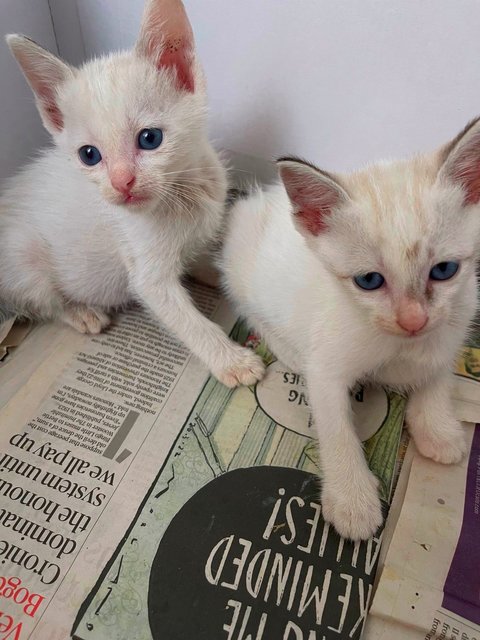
398, 325, 432, 339
124, 194, 148, 206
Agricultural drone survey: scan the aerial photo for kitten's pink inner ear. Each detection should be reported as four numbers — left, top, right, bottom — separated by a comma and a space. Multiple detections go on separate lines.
7, 36, 71, 133
441, 121, 480, 206
36, 88, 64, 131
138, 0, 195, 92
279, 164, 343, 236
157, 36, 194, 92
448, 146, 480, 205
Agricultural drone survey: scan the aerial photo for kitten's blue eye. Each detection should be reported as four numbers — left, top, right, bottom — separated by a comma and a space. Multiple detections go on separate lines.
354, 272, 385, 291
138, 128, 163, 150
429, 261, 459, 281
78, 145, 102, 166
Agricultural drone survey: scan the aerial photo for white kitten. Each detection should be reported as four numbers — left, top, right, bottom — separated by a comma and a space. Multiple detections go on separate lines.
0, 0, 264, 388
220, 119, 480, 539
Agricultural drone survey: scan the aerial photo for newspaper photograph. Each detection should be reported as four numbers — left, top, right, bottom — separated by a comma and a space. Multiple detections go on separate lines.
453, 315, 480, 423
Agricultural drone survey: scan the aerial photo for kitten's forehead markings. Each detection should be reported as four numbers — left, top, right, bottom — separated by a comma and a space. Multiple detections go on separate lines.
352, 159, 435, 233
405, 241, 421, 261
349, 174, 385, 224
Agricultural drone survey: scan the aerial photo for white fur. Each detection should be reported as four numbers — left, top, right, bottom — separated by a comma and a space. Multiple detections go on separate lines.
0, 0, 264, 388
220, 122, 480, 539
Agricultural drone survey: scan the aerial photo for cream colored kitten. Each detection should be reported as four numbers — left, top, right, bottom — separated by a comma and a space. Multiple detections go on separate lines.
220, 119, 480, 539
0, 0, 264, 388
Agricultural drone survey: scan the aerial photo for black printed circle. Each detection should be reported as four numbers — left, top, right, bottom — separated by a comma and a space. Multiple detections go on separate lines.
148, 466, 382, 640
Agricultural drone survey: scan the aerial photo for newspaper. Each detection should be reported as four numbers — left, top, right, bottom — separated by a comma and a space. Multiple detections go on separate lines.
0, 318, 15, 346
365, 422, 480, 639
0, 316, 31, 363
0, 281, 407, 640
453, 321, 480, 422
365, 329, 480, 639
0, 282, 226, 640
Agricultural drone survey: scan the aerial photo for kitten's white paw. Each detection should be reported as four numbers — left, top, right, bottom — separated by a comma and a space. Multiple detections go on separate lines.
412, 421, 467, 465
63, 306, 111, 335
321, 473, 383, 541
215, 347, 265, 388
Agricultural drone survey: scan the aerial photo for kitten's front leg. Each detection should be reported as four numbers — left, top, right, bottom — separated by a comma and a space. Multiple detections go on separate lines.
137, 276, 265, 387
406, 372, 467, 463
307, 364, 383, 540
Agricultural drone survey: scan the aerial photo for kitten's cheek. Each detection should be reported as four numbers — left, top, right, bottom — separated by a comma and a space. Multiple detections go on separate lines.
85, 171, 107, 194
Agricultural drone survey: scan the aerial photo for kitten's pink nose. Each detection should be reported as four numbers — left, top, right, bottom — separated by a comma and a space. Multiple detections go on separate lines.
110, 167, 136, 195
396, 299, 428, 334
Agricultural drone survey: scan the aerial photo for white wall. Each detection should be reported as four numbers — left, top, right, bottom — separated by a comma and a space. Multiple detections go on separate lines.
48, 0, 85, 66
72, 0, 480, 178
3, 1, 480, 182
0, 0, 59, 182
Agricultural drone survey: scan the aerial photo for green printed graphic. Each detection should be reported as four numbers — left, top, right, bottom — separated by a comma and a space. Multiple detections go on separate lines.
457, 314, 480, 382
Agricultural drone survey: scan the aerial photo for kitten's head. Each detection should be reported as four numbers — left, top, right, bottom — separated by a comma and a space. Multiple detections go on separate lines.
278, 118, 480, 340
6, 0, 208, 212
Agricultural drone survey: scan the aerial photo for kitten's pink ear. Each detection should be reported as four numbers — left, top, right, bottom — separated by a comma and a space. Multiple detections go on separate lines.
136, 0, 195, 92
6, 34, 73, 135
437, 117, 480, 206
277, 158, 349, 236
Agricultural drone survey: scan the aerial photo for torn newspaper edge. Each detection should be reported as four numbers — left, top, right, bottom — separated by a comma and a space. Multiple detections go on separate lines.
0, 317, 32, 362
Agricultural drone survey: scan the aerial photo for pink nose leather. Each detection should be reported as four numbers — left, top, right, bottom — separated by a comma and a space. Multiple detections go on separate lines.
110, 167, 136, 195
396, 299, 428, 334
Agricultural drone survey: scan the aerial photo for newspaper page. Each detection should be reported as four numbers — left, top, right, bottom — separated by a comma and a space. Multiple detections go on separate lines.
0, 281, 407, 640
365, 422, 480, 640
0, 282, 229, 640
72, 327, 406, 640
